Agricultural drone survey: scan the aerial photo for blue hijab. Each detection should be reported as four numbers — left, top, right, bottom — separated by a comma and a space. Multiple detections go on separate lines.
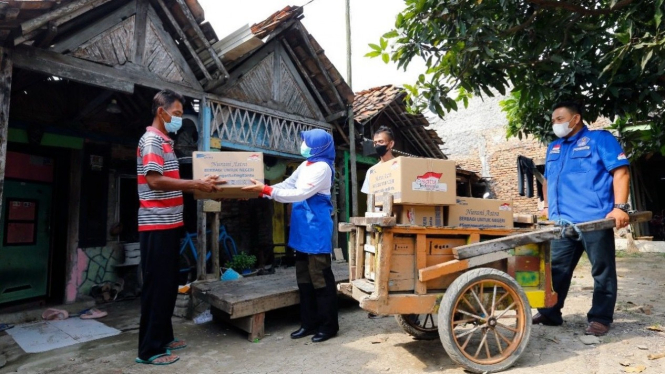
301, 129, 335, 176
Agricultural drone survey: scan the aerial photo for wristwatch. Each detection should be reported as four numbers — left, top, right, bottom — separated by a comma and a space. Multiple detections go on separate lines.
614, 203, 630, 213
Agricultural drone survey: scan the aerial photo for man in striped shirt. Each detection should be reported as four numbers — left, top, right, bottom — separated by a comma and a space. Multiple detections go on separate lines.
136, 90, 221, 365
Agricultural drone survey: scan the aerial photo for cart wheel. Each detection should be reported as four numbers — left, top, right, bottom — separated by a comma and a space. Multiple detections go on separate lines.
395, 314, 439, 340
438, 268, 531, 373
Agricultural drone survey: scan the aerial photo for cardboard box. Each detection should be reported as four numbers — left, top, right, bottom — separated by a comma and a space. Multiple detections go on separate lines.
397, 205, 445, 227
368, 157, 457, 205
447, 197, 514, 229
192, 151, 264, 199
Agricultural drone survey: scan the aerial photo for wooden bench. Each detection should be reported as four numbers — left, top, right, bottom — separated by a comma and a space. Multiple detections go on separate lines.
191, 261, 348, 341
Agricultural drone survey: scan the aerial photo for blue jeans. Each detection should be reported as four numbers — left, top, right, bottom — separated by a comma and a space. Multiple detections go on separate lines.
537, 228, 617, 325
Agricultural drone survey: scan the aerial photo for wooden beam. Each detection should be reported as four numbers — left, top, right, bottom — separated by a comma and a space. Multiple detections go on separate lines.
14, 44, 134, 94
155, 0, 212, 82
455, 211, 653, 260
325, 110, 346, 122
0, 47, 11, 218
35, 21, 58, 49
145, 6, 202, 91
275, 41, 326, 121
50, 1, 135, 53
15, 45, 206, 98
22, 0, 108, 35
73, 90, 114, 120
295, 23, 344, 109
133, 0, 149, 65
173, 0, 228, 79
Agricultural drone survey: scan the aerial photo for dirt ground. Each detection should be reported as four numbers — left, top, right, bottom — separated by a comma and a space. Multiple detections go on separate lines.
1, 252, 664, 374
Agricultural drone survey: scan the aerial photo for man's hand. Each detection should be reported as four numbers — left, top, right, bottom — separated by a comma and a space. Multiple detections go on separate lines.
241, 178, 265, 193
195, 175, 225, 193
606, 208, 630, 229
539, 207, 548, 220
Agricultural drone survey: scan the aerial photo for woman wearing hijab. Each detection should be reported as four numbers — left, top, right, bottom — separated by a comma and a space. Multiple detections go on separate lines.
242, 129, 338, 342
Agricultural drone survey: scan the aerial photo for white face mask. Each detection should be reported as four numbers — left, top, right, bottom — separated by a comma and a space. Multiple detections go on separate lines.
552, 121, 574, 138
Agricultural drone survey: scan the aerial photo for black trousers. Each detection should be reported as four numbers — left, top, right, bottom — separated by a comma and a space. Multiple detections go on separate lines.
538, 229, 617, 325
138, 228, 181, 360
295, 251, 339, 335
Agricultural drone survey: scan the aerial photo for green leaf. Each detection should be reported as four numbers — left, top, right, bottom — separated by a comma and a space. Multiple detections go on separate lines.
369, 43, 382, 52
550, 54, 564, 63
641, 50, 654, 72
383, 30, 399, 39
655, 1, 663, 28
382, 53, 390, 64
380, 37, 388, 50
364, 51, 382, 58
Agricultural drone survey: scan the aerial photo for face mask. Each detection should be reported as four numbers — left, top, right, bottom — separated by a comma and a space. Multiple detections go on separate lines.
300, 142, 312, 158
552, 121, 573, 138
162, 110, 183, 134
375, 144, 389, 157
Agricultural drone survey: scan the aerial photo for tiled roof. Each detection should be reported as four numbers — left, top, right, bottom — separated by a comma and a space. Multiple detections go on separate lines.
353, 85, 403, 124
251, 6, 303, 39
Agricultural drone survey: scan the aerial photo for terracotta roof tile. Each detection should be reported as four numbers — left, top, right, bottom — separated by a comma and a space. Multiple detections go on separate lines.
251, 6, 303, 39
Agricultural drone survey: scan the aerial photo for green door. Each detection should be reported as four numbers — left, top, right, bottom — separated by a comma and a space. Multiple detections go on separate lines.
0, 180, 52, 304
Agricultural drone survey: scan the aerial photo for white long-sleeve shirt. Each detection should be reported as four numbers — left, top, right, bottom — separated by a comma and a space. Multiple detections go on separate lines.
263, 161, 331, 203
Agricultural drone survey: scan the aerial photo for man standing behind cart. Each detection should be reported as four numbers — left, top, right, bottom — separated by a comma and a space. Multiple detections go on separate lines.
136, 89, 222, 365
532, 101, 630, 336
361, 126, 396, 194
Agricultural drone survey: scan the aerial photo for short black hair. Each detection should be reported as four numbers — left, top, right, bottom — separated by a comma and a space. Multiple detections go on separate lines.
373, 126, 394, 141
152, 89, 185, 116
553, 101, 583, 119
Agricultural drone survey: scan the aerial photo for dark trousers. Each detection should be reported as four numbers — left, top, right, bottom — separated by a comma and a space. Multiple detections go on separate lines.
138, 228, 181, 360
295, 251, 339, 335
538, 228, 617, 325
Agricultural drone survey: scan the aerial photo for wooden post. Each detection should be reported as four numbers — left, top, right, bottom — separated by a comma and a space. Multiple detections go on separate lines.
211, 211, 220, 278
355, 227, 365, 280
348, 105, 358, 217
196, 97, 211, 280
0, 47, 12, 217
133, 0, 149, 65
375, 231, 393, 302
414, 234, 427, 294
348, 228, 356, 280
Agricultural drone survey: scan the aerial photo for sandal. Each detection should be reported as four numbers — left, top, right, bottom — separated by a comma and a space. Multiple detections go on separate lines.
42, 308, 69, 321
135, 351, 179, 365
0, 323, 14, 332
79, 308, 108, 319
164, 338, 187, 350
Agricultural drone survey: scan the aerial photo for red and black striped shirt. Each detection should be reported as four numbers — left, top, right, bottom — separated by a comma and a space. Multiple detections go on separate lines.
136, 127, 184, 232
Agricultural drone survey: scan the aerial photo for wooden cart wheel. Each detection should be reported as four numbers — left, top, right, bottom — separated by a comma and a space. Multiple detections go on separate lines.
395, 314, 439, 340
438, 268, 532, 373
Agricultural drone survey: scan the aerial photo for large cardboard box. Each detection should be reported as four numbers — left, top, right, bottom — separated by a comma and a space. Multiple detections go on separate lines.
192, 151, 264, 199
368, 157, 457, 205
447, 197, 513, 229
397, 205, 445, 227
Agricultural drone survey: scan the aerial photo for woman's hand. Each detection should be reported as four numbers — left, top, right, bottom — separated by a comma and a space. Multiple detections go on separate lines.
241, 178, 265, 193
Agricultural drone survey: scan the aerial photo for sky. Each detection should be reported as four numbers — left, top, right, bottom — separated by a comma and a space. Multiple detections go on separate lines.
197, 0, 426, 93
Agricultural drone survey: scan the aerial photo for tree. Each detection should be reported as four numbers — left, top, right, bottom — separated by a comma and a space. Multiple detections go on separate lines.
368, 0, 665, 158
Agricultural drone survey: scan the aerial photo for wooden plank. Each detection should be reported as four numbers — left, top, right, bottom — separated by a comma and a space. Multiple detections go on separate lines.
145, 6, 202, 90
414, 234, 428, 294
338, 222, 355, 232
419, 251, 509, 282
0, 47, 11, 225
282, 39, 331, 116
355, 228, 365, 280
196, 208, 207, 280
22, 0, 103, 35
14, 45, 134, 94
211, 309, 265, 341
294, 23, 344, 108
360, 294, 441, 316
349, 216, 396, 226
192, 262, 348, 318
513, 213, 538, 224
211, 212, 220, 279
50, 1, 135, 53
155, 0, 212, 82
375, 231, 393, 301
348, 229, 357, 280
276, 42, 326, 121
133, 0, 148, 65
390, 226, 517, 236
455, 212, 653, 260
173, 0, 228, 79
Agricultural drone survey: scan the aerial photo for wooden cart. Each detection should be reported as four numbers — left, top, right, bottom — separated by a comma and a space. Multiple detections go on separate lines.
338, 196, 651, 373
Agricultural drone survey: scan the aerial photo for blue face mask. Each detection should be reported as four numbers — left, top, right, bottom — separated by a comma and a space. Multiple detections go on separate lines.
162, 109, 183, 134
300, 142, 312, 158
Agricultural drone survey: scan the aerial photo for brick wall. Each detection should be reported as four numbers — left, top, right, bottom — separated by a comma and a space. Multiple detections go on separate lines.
429, 95, 611, 215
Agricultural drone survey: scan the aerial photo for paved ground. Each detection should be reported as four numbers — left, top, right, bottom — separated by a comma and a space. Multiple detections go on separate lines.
1, 252, 664, 374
